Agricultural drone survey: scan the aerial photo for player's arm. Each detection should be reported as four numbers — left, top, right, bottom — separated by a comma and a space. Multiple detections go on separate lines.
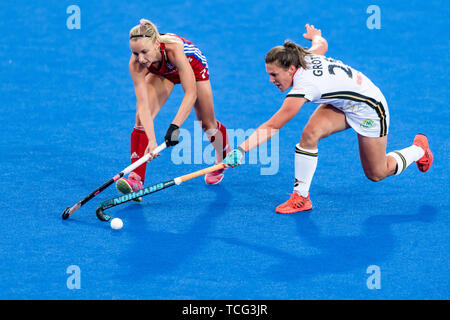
223, 97, 307, 166
129, 55, 158, 151
303, 24, 328, 56
166, 42, 197, 127
240, 97, 308, 153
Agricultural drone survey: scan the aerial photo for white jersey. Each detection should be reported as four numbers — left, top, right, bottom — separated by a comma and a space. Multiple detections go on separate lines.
287, 54, 389, 137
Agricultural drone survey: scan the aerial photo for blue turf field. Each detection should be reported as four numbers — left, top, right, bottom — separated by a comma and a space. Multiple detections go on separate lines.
0, 0, 448, 299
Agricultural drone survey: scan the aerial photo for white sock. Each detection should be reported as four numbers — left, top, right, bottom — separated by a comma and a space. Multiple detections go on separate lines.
387, 145, 424, 175
293, 144, 318, 197
204, 127, 218, 139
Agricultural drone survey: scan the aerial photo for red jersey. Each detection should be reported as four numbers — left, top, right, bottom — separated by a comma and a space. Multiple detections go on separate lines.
148, 33, 209, 84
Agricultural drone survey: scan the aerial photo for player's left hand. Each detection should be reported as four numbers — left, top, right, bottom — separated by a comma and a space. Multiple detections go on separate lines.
164, 123, 180, 147
223, 147, 245, 167
303, 24, 322, 41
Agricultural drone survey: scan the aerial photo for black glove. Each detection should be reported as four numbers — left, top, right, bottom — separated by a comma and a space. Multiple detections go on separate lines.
164, 124, 180, 147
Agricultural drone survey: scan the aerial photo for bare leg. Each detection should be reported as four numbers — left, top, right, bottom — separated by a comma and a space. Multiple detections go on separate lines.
193, 80, 217, 130
357, 134, 397, 182
278, 104, 351, 211
290, 104, 350, 198
193, 80, 228, 162
129, 74, 174, 182
135, 73, 174, 127
300, 104, 350, 148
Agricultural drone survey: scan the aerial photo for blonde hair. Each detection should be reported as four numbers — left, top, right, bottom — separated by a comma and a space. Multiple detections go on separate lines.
265, 40, 311, 70
129, 19, 182, 44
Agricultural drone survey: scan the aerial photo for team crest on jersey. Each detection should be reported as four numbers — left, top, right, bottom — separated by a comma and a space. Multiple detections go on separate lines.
360, 119, 375, 129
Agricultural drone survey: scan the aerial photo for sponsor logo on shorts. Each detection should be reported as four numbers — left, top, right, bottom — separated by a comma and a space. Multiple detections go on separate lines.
361, 119, 375, 129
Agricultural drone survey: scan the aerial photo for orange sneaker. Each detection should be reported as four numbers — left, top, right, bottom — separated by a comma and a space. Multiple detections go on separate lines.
413, 134, 433, 172
275, 193, 312, 214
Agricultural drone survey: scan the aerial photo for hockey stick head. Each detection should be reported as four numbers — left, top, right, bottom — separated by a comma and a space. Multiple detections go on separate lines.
62, 207, 71, 220
61, 203, 81, 220
96, 207, 111, 221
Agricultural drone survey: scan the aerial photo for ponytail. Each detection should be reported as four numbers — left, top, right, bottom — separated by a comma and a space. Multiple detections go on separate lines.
265, 40, 311, 70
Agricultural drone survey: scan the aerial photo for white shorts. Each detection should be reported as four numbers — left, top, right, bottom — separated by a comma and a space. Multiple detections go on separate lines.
335, 93, 389, 138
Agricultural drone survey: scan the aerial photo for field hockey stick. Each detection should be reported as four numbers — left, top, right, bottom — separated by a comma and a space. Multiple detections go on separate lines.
61, 142, 167, 220
95, 163, 226, 221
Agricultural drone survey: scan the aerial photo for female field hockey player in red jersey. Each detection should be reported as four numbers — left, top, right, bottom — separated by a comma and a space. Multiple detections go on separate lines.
116, 19, 231, 199
223, 24, 433, 213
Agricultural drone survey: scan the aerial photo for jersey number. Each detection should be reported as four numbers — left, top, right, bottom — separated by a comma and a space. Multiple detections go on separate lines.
325, 57, 353, 79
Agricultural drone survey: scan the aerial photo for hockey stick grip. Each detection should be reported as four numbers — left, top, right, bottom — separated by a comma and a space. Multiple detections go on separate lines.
174, 163, 225, 185
122, 142, 167, 175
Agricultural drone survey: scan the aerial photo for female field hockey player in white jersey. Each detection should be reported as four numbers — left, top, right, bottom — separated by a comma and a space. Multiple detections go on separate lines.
223, 24, 433, 214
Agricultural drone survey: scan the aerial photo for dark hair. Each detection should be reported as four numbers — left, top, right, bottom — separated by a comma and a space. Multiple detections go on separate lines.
265, 41, 311, 70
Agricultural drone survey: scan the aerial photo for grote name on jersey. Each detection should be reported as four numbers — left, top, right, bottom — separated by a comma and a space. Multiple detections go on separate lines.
311, 55, 323, 77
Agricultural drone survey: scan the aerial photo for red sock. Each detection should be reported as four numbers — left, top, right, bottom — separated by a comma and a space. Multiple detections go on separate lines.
208, 120, 230, 161
130, 126, 148, 183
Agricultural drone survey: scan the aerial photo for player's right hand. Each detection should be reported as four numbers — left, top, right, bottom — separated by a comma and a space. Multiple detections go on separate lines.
223, 147, 245, 167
